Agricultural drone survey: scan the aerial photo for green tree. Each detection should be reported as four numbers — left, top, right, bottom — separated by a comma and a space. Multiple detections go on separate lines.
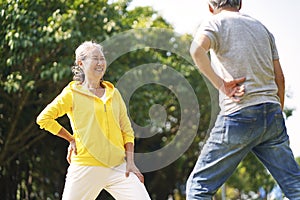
1, 0, 295, 199
89, 26, 213, 199
0, 0, 209, 199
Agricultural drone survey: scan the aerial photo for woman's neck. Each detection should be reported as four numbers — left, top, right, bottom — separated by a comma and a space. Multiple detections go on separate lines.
82, 80, 102, 89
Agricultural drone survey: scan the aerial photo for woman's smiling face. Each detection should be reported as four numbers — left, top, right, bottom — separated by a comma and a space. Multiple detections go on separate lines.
82, 47, 107, 79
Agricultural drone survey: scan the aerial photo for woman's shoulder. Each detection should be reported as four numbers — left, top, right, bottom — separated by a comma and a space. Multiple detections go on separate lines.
58, 81, 79, 97
102, 80, 115, 90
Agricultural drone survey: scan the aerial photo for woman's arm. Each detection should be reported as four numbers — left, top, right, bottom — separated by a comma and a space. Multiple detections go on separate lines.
36, 85, 76, 163
57, 127, 77, 164
124, 142, 144, 183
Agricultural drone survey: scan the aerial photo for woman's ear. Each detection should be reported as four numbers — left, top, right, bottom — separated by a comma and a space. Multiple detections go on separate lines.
78, 60, 83, 67
209, 4, 214, 14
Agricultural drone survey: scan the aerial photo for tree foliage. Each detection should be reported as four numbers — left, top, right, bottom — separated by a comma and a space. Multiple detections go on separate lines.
1, 0, 298, 199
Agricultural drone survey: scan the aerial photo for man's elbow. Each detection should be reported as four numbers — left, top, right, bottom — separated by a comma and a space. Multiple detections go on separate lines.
189, 43, 199, 60
275, 73, 285, 89
279, 73, 285, 83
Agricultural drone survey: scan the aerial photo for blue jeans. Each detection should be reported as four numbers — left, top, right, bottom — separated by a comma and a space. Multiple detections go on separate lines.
186, 103, 300, 200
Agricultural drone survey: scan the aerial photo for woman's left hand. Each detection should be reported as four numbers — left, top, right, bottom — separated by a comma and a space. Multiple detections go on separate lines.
126, 162, 144, 183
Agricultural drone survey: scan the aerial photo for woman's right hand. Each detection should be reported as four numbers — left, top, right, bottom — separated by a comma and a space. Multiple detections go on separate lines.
67, 139, 77, 164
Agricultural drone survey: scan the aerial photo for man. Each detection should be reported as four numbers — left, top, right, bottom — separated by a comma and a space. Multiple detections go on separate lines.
186, 0, 300, 199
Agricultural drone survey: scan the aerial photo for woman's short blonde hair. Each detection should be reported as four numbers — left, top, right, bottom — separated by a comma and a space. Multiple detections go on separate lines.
72, 41, 103, 83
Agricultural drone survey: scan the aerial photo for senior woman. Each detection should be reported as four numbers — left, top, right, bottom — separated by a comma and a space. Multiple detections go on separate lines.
36, 41, 151, 200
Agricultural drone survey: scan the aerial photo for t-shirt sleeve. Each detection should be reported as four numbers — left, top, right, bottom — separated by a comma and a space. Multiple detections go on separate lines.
193, 18, 219, 51
267, 31, 279, 60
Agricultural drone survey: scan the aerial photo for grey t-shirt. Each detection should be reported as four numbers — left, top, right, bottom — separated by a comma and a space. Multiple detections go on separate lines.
194, 11, 280, 114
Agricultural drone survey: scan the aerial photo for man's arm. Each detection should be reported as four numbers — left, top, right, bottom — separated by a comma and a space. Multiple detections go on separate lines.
273, 59, 285, 110
190, 34, 245, 101
190, 35, 224, 89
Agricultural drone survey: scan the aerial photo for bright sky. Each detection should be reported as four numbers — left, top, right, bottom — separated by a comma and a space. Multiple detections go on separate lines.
128, 0, 300, 157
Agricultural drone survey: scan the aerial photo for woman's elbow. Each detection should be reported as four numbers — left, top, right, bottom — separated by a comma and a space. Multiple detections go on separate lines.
36, 112, 48, 129
36, 114, 43, 127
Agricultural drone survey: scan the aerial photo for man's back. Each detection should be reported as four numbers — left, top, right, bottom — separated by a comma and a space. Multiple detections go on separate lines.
197, 11, 280, 114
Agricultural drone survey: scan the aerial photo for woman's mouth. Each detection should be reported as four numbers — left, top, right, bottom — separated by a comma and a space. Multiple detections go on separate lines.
95, 67, 104, 72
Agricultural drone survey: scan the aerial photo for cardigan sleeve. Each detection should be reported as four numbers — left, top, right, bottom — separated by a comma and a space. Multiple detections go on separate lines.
115, 89, 135, 144
36, 84, 73, 135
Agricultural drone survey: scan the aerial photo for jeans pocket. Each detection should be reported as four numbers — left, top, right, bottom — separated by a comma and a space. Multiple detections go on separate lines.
274, 112, 286, 135
223, 116, 256, 144
208, 116, 226, 144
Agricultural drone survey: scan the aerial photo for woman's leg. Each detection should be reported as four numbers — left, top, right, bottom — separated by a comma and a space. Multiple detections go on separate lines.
105, 163, 151, 200
62, 165, 106, 200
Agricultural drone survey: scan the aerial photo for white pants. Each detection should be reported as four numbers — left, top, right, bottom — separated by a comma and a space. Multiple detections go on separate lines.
62, 163, 151, 200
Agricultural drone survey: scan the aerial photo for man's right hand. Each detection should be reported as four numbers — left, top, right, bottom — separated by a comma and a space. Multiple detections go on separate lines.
221, 77, 246, 102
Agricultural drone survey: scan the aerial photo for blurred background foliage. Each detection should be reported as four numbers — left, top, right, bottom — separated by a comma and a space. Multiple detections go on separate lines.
0, 0, 299, 199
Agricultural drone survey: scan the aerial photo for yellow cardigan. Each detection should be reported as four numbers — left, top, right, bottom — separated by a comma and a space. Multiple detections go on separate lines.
36, 81, 135, 167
